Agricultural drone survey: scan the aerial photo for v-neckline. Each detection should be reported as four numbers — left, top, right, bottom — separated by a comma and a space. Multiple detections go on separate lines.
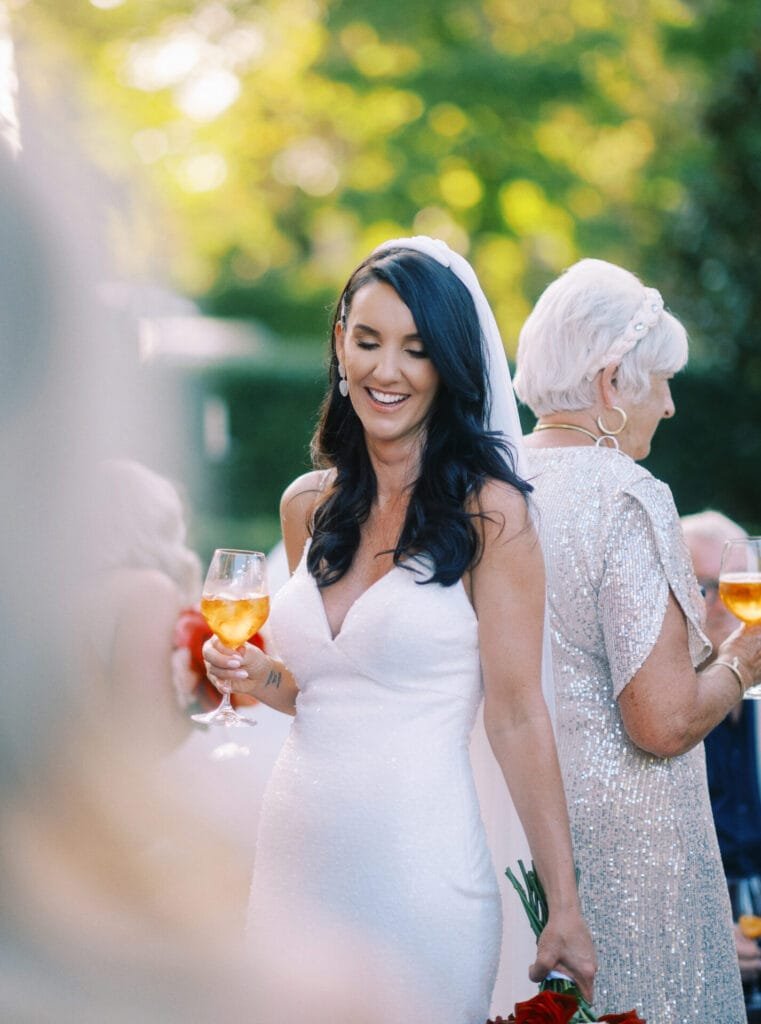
313, 562, 402, 643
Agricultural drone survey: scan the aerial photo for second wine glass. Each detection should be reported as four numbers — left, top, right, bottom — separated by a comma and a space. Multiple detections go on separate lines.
719, 537, 761, 699
192, 548, 270, 727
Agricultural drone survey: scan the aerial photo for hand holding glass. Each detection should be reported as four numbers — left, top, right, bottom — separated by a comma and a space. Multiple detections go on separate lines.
192, 549, 270, 726
719, 537, 761, 699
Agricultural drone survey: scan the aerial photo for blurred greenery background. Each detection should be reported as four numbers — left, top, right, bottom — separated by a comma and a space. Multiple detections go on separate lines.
6, 0, 760, 561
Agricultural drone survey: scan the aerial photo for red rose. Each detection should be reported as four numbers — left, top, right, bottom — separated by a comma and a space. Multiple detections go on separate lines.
174, 608, 212, 675
174, 607, 263, 710
598, 1014, 647, 1023
494, 990, 579, 1023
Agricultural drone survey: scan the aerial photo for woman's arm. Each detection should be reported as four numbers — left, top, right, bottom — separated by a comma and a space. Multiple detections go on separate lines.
618, 596, 761, 757
472, 480, 596, 1001
203, 471, 327, 716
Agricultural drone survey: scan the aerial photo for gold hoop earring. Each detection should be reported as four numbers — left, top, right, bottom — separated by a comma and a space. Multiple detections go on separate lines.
596, 405, 627, 436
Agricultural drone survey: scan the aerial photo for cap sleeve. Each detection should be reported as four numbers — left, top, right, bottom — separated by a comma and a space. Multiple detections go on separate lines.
599, 475, 710, 699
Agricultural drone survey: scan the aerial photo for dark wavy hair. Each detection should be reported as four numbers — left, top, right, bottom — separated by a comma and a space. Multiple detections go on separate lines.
306, 246, 532, 587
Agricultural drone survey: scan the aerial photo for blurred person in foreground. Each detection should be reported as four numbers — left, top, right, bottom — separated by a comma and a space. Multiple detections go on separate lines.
514, 257, 761, 1023
204, 236, 596, 1021
0, 137, 263, 1022
83, 458, 202, 753
682, 510, 761, 1022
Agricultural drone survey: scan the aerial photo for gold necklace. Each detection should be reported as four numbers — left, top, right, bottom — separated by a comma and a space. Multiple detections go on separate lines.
533, 422, 600, 444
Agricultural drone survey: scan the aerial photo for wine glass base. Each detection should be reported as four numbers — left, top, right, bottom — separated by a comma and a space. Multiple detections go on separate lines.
211, 741, 252, 761
190, 707, 258, 727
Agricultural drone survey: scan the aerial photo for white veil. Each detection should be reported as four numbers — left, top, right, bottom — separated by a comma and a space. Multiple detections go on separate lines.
375, 236, 554, 1011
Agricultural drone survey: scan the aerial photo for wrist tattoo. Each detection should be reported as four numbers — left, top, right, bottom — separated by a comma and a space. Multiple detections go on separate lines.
264, 669, 282, 689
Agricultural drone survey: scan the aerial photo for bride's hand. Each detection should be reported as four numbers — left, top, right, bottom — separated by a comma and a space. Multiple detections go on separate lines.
202, 634, 268, 696
528, 907, 597, 1003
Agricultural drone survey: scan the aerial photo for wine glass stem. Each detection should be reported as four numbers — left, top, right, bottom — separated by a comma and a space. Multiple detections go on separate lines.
218, 690, 234, 714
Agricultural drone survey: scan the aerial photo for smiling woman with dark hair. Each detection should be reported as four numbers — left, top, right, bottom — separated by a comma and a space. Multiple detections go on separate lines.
309, 246, 532, 589
204, 237, 595, 1022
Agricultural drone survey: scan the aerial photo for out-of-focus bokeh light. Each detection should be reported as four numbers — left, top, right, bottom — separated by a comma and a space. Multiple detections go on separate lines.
428, 103, 469, 138
132, 127, 169, 165
339, 22, 419, 78
475, 234, 532, 355
439, 165, 484, 210
176, 68, 241, 121
499, 179, 572, 238
120, 12, 264, 123
569, 0, 610, 30
272, 137, 340, 196
345, 151, 395, 192
125, 32, 205, 91
413, 207, 470, 255
176, 151, 228, 193
90, 0, 126, 9
307, 206, 357, 276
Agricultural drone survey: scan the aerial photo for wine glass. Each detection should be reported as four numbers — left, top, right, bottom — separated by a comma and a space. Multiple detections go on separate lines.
719, 537, 761, 699
191, 548, 270, 727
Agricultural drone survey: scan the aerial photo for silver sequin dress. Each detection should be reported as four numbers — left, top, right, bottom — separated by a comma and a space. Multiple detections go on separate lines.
247, 541, 502, 1023
526, 447, 745, 1023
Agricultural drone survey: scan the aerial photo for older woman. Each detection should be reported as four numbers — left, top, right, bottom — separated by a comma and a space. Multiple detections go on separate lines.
514, 258, 761, 1023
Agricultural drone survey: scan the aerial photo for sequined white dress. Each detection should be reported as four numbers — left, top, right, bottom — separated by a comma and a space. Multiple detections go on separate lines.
247, 542, 502, 1023
527, 447, 745, 1024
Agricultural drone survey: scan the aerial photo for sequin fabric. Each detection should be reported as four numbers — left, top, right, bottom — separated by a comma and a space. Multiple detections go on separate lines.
247, 542, 501, 1023
527, 447, 745, 1023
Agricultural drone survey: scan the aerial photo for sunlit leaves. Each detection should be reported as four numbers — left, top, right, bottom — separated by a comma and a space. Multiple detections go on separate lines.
439, 164, 483, 209
339, 22, 420, 79
11, 0, 751, 360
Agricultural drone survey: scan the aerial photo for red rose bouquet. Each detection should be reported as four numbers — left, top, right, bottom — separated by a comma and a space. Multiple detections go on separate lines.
486, 992, 644, 1023
487, 989, 579, 1022
172, 606, 263, 715
498, 860, 646, 1024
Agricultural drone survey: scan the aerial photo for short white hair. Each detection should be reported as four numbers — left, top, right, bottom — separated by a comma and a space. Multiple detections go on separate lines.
92, 459, 202, 604
681, 509, 748, 546
513, 258, 689, 416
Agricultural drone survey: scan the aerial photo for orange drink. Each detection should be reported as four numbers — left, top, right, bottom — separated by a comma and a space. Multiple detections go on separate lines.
201, 594, 270, 648
718, 573, 761, 625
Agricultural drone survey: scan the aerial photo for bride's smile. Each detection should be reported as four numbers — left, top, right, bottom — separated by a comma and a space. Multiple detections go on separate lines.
335, 279, 440, 448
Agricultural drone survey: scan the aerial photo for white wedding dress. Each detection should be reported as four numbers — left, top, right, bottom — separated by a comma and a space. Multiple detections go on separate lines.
247, 541, 503, 1023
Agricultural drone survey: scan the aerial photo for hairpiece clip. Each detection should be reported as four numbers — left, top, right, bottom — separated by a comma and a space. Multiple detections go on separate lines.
586, 286, 664, 377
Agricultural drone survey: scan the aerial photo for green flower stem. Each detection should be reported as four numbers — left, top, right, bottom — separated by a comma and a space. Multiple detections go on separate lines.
506, 860, 595, 1022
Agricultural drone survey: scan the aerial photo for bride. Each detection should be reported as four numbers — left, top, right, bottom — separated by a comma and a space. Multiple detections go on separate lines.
204, 236, 595, 1022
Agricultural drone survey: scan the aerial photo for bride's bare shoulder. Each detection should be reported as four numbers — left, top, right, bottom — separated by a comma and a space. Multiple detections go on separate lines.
280, 469, 335, 565
281, 469, 334, 513
470, 478, 532, 535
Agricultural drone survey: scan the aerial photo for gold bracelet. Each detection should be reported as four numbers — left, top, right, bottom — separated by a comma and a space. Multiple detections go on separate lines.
714, 656, 747, 694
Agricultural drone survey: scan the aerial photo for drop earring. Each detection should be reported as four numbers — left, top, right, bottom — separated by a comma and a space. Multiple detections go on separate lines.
338, 362, 349, 398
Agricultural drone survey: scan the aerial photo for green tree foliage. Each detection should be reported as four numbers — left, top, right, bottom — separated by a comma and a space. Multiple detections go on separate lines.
13, 0, 712, 351
643, 14, 761, 530
10, 0, 760, 529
